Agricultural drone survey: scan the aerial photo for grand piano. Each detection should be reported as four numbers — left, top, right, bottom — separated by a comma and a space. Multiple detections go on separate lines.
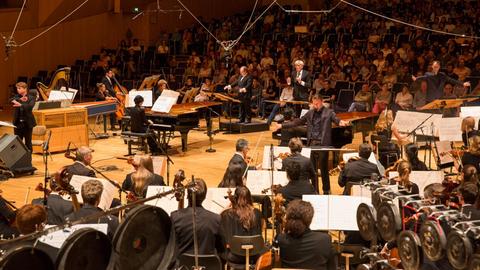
145, 101, 222, 152
272, 111, 378, 148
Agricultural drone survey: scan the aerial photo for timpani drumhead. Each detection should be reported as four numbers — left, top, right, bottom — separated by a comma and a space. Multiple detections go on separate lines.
110, 205, 174, 270
0, 244, 54, 270
56, 228, 111, 270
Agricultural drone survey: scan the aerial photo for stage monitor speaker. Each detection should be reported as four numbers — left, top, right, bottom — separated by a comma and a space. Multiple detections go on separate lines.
0, 134, 36, 176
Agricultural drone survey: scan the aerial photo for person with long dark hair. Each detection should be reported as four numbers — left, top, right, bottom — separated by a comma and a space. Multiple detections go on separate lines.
220, 186, 263, 266
277, 200, 336, 269
405, 143, 428, 171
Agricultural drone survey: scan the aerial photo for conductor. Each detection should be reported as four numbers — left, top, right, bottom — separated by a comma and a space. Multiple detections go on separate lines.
224, 66, 252, 123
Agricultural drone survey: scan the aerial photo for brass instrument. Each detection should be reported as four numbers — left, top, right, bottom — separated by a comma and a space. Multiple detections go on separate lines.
36, 67, 71, 100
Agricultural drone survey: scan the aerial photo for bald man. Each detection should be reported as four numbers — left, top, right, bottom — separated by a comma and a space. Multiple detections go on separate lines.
225, 66, 253, 123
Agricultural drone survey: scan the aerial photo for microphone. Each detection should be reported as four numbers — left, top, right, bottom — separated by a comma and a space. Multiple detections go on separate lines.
43, 130, 52, 152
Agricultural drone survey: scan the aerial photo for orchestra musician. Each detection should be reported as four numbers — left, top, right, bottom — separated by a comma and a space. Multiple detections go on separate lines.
265, 77, 294, 126
338, 143, 380, 195
128, 95, 159, 154
224, 66, 253, 123
274, 94, 349, 194
170, 178, 224, 257
65, 146, 96, 177
291, 60, 312, 102
412, 60, 470, 103
11, 82, 36, 152
95, 83, 117, 131
31, 179, 74, 225
461, 134, 480, 172
461, 116, 477, 147
278, 161, 316, 205
122, 155, 165, 194
276, 200, 337, 269
281, 138, 316, 186
66, 179, 119, 239
220, 186, 263, 266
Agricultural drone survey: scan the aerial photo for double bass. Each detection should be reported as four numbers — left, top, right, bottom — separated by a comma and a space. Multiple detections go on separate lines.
111, 72, 128, 120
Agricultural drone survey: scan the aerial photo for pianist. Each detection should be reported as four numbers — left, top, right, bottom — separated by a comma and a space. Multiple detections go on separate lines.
128, 95, 159, 154
274, 94, 348, 194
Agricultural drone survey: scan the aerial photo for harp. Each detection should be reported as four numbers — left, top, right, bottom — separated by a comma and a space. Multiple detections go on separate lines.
36, 67, 71, 100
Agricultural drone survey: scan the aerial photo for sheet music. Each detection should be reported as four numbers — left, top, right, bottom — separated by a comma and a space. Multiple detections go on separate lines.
262, 146, 311, 170
145, 186, 185, 215
203, 188, 233, 215
48, 90, 75, 101
393, 111, 442, 135
0, 121, 15, 128
436, 117, 462, 141
127, 90, 153, 107
39, 224, 108, 249
68, 175, 117, 211
303, 195, 367, 231
245, 170, 289, 195
460, 106, 480, 129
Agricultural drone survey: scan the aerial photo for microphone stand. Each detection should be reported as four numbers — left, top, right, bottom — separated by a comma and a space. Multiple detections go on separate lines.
42, 131, 52, 207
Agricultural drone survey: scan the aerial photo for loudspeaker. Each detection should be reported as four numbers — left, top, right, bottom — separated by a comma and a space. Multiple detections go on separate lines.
0, 134, 36, 176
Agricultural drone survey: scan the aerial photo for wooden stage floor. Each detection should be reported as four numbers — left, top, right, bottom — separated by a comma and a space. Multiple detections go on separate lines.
0, 115, 353, 208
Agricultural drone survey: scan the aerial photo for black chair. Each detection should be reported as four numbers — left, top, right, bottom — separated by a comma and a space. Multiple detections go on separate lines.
177, 253, 223, 270
335, 89, 355, 112
120, 116, 148, 156
229, 235, 266, 270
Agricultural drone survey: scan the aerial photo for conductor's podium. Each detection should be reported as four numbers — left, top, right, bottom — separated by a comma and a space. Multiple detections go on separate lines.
32, 107, 88, 153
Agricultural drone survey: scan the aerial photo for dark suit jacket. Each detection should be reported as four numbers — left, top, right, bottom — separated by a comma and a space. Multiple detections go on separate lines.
221, 154, 248, 185
279, 180, 317, 205
230, 74, 253, 100
128, 106, 149, 133
277, 229, 336, 270
32, 194, 74, 225
291, 70, 312, 101
338, 158, 379, 195
101, 76, 116, 97
170, 206, 224, 257
66, 161, 96, 177
281, 153, 316, 184
282, 107, 340, 146
66, 204, 119, 239
12, 93, 37, 129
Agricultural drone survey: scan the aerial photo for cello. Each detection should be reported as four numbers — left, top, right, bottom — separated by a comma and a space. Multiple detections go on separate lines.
111, 72, 128, 121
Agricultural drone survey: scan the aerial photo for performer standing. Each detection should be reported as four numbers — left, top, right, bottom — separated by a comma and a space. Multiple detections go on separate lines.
274, 94, 348, 194
224, 66, 252, 123
11, 82, 36, 151
412, 60, 470, 103
291, 60, 312, 102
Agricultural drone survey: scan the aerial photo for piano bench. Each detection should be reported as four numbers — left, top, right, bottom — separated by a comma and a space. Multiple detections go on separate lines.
121, 131, 149, 156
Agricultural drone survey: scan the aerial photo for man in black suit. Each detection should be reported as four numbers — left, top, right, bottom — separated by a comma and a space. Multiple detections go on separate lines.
66, 146, 96, 177
221, 138, 249, 183
66, 179, 119, 239
32, 179, 74, 225
281, 137, 316, 185
279, 161, 316, 205
277, 200, 337, 270
128, 95, 158, 154
338, 143, 380, 195
170, 178, 224, 257
11, 82, 37, 151
225, 66, 253, 123
101, 69, 116, 97
291, 60, 312, 102
274, 94, 349, 194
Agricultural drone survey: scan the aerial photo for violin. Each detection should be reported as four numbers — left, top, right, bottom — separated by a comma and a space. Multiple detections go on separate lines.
173, 169, 186, 209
